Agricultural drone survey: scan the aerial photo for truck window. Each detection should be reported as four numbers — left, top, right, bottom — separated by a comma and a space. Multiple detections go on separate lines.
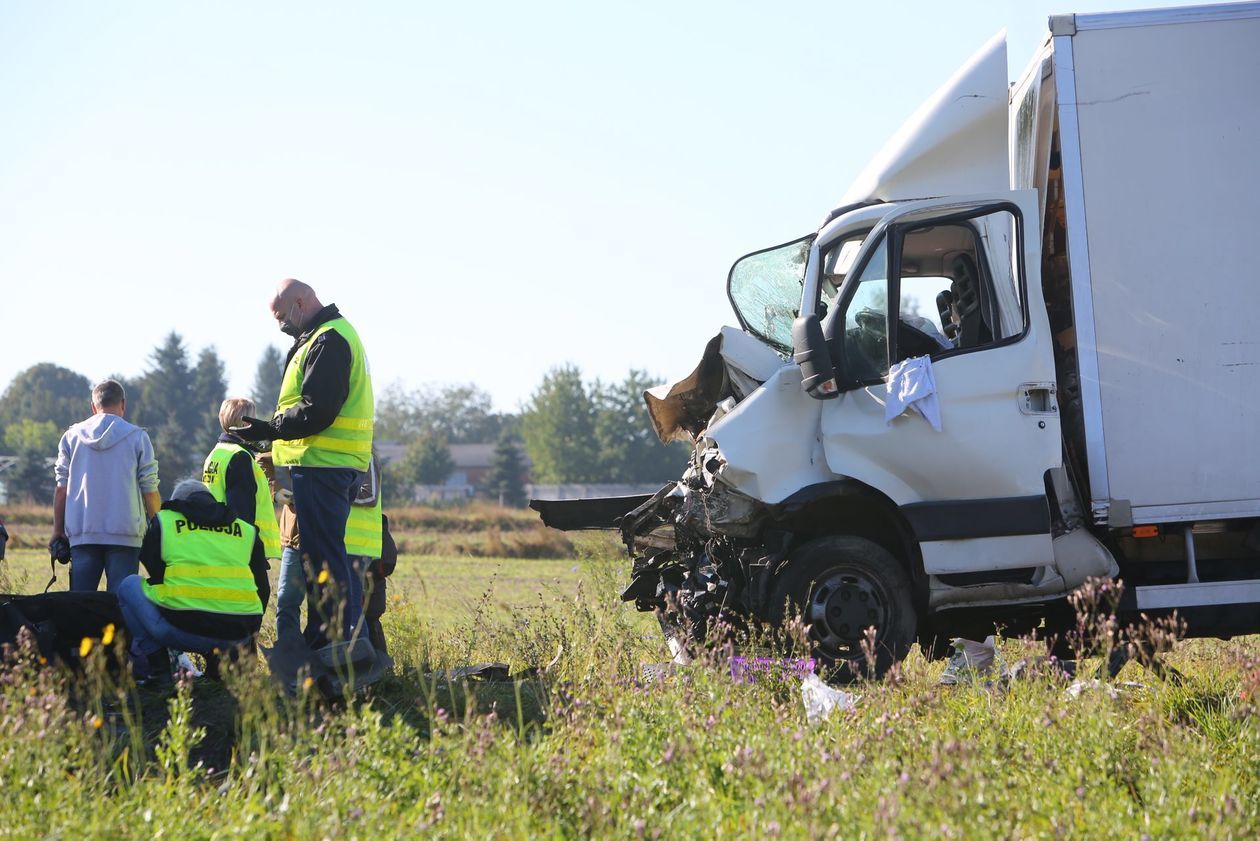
830, 207, 1026, 385
904, 209, 1024, 351
839, 238, 891, 381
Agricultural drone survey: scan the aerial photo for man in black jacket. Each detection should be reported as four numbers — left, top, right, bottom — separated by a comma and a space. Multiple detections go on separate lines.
234, 279, 374, 670
115, 480, 270, 682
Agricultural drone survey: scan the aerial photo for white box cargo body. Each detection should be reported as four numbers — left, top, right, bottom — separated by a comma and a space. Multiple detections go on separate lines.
1051, 4, 1260, 526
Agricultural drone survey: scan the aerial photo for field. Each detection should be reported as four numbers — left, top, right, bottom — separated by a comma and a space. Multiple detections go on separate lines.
1, 508, 1259, 838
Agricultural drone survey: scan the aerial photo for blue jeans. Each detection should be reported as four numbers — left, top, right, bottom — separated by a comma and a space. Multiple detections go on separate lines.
70, 544, 139, 593
116, 575, 247, 675
290, 465, 363, 647
275, 546, 307, 644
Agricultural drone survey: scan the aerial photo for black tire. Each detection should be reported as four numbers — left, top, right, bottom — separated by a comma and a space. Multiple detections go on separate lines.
768, 536, 917, 680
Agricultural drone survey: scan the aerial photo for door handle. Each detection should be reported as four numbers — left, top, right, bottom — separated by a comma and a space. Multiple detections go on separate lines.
1017, 382, 1058, 415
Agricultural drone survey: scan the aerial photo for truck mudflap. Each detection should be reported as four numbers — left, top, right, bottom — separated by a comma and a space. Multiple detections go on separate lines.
528, 493, 657, 531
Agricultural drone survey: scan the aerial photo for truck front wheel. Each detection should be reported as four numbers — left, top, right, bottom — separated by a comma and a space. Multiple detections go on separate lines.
768, 536, 917, 680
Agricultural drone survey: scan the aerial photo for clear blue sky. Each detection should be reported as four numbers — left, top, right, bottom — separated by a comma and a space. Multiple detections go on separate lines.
0, 1, 1189, 411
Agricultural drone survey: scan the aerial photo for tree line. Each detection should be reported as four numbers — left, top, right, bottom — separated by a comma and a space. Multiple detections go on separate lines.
0, 337, 687, 507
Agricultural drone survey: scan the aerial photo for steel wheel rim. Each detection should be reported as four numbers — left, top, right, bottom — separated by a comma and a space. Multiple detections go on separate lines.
806, 566, 893, 658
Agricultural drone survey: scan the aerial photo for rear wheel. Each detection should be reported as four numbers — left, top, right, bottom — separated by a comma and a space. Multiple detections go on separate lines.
769, 536, 917, 680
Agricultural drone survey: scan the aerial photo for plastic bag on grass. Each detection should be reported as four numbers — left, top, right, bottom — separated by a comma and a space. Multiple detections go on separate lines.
801, 673, 858, 724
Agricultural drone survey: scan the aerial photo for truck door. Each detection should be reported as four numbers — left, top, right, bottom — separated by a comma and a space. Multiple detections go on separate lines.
819, 191, 1061, 575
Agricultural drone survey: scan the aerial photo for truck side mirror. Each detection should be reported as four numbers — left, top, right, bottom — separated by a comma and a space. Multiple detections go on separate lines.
792, 314, 839, 399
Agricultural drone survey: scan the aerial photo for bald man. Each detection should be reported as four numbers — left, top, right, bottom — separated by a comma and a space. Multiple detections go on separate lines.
234, 279, 375, 664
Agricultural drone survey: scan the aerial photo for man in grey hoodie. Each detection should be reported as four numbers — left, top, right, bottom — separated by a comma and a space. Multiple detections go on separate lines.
51, 379, 161, 592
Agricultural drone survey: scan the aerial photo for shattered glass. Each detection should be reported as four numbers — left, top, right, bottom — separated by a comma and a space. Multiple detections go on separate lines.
727, 236, 812, 351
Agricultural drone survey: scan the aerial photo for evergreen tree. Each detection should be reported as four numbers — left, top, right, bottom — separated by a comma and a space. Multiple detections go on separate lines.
487, 429, 527, 507
137, 333, 198, 496
251, 345, 286, 420
191, 347, 228, 445
520, 364, 598, 484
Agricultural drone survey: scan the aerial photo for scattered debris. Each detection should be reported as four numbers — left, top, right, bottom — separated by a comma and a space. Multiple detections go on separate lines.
938, 636, 1002, 685
433, 663, 512, 682
175, 652, 203, 678
1065, 679, 1144, 699
801, 673, 858, 724
641, 662, 679, 682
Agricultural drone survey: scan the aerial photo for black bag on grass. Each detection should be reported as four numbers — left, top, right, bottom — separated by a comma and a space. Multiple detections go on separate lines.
0, 592, 128, 671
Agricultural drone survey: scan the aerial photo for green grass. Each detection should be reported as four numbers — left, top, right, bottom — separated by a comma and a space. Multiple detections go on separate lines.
1, 540, 1259, 838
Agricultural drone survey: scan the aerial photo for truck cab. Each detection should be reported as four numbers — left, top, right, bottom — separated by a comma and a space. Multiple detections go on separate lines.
534, 4, 1260, 676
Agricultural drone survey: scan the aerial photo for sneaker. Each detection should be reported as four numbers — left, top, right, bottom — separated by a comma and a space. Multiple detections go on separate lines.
939, 636, 999, 685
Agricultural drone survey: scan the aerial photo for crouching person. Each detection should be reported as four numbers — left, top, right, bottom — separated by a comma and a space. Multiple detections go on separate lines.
116, 479, 270, 684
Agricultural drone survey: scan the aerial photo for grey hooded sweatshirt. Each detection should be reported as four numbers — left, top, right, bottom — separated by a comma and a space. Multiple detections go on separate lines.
55, 413, 160, 548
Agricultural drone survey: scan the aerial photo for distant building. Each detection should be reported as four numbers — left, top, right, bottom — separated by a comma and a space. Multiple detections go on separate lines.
375, 439, 532, 502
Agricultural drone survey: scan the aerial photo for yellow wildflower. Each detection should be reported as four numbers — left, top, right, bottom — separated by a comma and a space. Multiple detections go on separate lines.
317, 569, 331, 585
102, 624, 115, 646
91, 716, 103, 730
303, 676, 314, 691
79, 637, 93, 658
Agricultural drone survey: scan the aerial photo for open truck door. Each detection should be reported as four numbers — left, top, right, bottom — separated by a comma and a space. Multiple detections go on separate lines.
815, 190, 1062, 578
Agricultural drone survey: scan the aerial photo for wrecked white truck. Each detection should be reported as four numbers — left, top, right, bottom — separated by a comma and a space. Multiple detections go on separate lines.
533, 4, 1260, 675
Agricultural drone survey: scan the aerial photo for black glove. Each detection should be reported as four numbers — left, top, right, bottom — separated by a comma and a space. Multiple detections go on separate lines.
49, 536, 72, 564
231, 416, 276, 442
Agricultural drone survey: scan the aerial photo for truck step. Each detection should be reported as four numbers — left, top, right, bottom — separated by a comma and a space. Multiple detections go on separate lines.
1125, 580, 1260, 611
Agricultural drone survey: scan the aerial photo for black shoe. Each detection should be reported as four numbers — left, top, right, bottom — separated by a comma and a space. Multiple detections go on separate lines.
135, 648, 173, 689
203, 651, 222, 682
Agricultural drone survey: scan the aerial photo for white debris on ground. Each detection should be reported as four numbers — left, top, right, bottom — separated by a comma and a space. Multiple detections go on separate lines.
1065, 679, 1145, 699
801, 672, 858, 724
175, 652, 203, 678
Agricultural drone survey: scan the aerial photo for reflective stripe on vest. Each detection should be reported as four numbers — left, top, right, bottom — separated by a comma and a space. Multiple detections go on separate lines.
202, 442, 282, 558
142, 510, 263, 615
272, 317, 374, 471
345, 496, 383, 559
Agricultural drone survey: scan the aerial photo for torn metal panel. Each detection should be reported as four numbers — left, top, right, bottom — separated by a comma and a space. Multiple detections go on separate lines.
676, 480, 765, 540
644, 333, 727, 445
529, 494, 654, 531
644, 326, 786, 445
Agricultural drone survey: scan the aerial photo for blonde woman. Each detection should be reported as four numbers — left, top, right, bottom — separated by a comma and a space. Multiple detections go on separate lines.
202, 398, 282, 560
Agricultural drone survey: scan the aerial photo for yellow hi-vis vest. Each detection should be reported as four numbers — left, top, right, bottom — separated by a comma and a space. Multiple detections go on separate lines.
345, 496, 383, 559
203, 442, 282, 558
271, 317, 374, 471
143, 510, 263, 615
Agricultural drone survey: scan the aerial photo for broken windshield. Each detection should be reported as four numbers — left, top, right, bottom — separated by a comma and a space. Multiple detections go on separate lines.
726, 235, 813, 351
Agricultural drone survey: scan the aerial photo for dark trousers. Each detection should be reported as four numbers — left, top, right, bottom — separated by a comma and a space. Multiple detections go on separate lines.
290, 465, 362, 648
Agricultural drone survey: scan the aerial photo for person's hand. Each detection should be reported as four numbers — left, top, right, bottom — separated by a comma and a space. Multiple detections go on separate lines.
48, 535, 72, 564
231, 416, 275, 442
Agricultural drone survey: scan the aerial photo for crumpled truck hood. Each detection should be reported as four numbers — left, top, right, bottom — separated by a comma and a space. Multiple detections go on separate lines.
644, 326, 785, 444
